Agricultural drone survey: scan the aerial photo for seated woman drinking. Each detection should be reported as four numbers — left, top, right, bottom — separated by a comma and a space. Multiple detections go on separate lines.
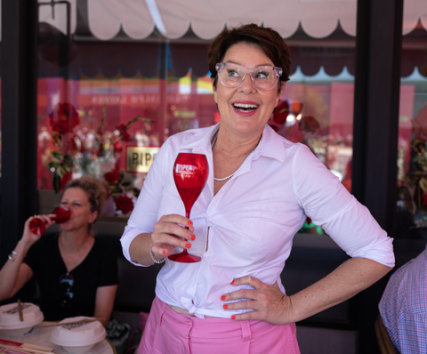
0, 175, 118, 327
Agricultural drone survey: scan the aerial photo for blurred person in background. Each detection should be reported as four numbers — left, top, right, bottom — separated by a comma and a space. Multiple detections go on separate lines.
0, 175, 118, 327
378, 245, 427, 354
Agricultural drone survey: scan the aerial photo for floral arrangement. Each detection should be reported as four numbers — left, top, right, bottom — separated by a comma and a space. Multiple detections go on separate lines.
268, 99, 320, 142
401, 137, 427, 227
46, 102, 154, 216
103, 167, 138, 215
395, 104, 427, 229
268, 99, 323, 234
47, 103, 79, 191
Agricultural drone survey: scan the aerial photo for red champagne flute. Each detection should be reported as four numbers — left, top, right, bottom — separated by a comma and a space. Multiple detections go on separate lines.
28, 206, 71, 236
168, 153, 209, 263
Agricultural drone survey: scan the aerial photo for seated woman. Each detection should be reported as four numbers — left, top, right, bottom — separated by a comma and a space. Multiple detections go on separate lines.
0, 175, 118, 327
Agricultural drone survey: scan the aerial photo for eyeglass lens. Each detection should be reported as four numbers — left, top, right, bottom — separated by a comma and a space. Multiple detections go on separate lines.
59, 272, 74, 307
216, 63, 281, 90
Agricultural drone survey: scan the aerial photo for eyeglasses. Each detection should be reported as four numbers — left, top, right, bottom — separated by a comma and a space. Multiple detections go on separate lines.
215, 62, 283, 90
59, 272, 74, 307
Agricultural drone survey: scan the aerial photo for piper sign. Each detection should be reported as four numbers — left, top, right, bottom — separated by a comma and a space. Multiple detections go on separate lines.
126, 146, 159, 173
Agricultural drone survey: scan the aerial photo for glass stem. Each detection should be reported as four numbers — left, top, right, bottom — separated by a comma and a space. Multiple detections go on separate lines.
182, 210, 191, 254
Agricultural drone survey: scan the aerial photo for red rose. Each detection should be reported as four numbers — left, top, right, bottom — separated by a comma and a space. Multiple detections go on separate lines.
114, 195, 134, 214
116, 124, 130, 142
272, 100, 289, 125
104, 169, 120, 185
49, 103, 79, 134
269, 123, 279, 133
60, 171, 72, 190
113, 141, 123, 153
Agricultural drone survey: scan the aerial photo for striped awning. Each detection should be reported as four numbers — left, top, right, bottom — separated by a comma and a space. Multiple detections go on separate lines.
6, 0, 425, 79
35, 0, 427, 40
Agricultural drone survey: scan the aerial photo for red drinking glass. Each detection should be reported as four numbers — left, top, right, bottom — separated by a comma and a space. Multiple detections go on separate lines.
168, 153, 209, 263
28, 206, 71, 236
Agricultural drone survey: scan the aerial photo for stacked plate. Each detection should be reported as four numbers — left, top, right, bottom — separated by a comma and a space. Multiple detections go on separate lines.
50, 316, 106, 353
0, 302, 44, 336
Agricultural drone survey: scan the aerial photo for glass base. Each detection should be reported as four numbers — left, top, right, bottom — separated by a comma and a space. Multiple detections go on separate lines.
168, 251, 201, 263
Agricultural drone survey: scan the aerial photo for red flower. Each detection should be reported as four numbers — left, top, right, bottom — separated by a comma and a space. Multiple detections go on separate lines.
116, 124, 130, 142
49, 103, 79, 134
269, 123, 280, 133
272, 100, 289, 125
60, 171, 72, 190
113, 141, 123, 153
298, 115, 320, 133
114, 195, 134, 214
104, 169, 120, 185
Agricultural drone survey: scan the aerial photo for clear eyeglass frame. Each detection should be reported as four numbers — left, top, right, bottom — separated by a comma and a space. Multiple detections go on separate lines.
215, 62, 283, 90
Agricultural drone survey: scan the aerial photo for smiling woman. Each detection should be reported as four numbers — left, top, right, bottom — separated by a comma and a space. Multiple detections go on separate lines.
120, 23, 394, 354
211, 42, 284, 160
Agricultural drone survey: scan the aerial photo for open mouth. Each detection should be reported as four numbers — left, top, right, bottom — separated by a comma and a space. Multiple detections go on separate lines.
232, 103, 259, 113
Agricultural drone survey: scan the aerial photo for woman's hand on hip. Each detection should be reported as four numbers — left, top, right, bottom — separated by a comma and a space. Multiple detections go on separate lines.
151, 214, 195, 257
221, 276, 295, 325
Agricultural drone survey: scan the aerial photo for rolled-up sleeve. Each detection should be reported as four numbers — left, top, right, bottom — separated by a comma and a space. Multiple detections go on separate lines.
321, 197, 395, 267
293, 144, 395, 267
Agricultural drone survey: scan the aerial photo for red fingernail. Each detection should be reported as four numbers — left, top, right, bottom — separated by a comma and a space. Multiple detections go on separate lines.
187, 220, 193, 226
231, 280, 235, 285
221, 295, 226, 301
185, 243, 191, 249
190, 234, 196, 241
162, 250, 167, 255
231, 315, 236, 320
223, 304, 228, 309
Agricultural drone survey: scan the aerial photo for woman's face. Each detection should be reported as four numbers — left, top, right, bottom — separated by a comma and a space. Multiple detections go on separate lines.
213, 42, 284, 138
59, 187, 97, 231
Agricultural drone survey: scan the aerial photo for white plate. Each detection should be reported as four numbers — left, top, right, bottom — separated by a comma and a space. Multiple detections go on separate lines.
50, 316, 106, 349
0, 302, 44, 333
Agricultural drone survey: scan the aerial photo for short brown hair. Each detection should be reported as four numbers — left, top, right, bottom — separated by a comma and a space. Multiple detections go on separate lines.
64, 175, 107, 221
208, 23, 291, 88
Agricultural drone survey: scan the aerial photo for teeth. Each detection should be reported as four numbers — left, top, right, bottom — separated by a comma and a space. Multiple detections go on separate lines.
233, 103, 258, 111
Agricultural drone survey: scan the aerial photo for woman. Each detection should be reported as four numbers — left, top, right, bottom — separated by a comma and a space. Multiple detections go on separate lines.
0, 176, 118, 328
121, 24, 394, 353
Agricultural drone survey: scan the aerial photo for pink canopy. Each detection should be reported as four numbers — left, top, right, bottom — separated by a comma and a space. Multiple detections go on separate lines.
32, 0, 427, 40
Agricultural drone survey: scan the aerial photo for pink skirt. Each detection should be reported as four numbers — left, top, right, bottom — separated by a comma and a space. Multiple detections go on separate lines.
138, 296, 300, 354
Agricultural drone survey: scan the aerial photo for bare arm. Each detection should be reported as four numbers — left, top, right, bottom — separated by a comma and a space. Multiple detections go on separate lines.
94, 284, 118, 328
222, 257, 392, 324
0, 215, 54, 300
287, 257, 391, 321
129, 233, 157, 266
0, 241, 34, 300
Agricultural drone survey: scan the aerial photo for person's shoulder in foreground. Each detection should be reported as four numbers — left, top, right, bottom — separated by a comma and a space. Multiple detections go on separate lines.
379, 245, 427, 354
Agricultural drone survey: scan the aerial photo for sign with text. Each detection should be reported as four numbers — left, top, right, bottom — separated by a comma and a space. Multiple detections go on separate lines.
126, 146, 159, 173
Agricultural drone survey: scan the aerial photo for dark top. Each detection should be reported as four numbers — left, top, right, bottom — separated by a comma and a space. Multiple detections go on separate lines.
24, 233, 118, 321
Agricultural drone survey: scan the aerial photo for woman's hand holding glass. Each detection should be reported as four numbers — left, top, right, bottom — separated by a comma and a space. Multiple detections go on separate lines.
221, 276, 295, 325
22, 214, 56, 245
28, 206, 71, 236
150, 214, 195, 261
